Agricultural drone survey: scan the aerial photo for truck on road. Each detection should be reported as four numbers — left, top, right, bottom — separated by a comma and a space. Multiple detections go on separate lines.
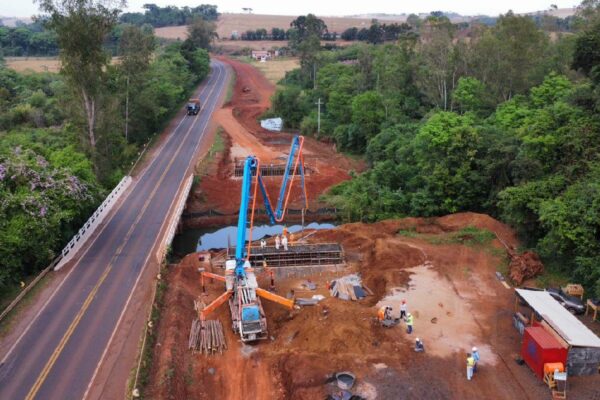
186, 99, 200, 115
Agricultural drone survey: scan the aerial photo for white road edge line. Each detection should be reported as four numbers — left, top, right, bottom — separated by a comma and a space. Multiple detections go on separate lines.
82, 61, 228, 400
0, 62, 220, 369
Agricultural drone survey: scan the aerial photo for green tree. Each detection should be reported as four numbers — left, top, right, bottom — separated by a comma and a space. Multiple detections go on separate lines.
288, 14, 327, 87
452, 77, 491, 115
572, 19, 600, 76
118, 24, 155, 142
37, 0, 122, 164
183, 16, 217, 50
411, 111, 486, 215
471, 12, 549, 101
416, 18, 465, 110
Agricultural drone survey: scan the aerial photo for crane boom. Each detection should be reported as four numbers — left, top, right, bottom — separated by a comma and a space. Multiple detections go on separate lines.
199, 135, 307, 342
234, 135, 306, 278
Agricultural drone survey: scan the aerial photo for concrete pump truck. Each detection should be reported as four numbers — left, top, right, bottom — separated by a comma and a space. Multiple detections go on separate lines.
199, 135, 307, 342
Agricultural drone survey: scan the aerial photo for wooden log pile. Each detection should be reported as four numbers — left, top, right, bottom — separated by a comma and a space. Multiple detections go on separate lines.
188, 319, 227, 355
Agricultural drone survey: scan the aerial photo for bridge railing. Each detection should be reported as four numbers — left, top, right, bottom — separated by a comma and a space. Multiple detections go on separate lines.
54, 175, 133, 271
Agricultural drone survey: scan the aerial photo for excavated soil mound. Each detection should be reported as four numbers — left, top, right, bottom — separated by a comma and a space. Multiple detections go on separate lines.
509, 250, 545, 285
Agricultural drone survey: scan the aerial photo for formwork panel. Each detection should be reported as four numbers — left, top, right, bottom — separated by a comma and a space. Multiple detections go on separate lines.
233, 163, 313, 177
228, 243, 344, 268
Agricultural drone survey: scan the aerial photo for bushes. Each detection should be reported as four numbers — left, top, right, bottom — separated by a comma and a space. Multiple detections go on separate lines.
0, 132, 102, 294
0, 35, 211, 298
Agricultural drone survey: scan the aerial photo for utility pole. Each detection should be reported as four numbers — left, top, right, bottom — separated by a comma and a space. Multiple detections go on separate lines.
315, 98, 322, 135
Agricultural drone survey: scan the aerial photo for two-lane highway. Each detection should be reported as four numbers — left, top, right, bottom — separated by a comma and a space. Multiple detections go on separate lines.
0, 59, 229, 399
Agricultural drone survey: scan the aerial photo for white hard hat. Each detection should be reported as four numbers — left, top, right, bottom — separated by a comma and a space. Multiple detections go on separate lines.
416, 338, 420, 342
472, 347, 477, 352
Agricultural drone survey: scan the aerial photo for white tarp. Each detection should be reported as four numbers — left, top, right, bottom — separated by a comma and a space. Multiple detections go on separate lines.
260, 117, 283, 132
516, 289, 600, 348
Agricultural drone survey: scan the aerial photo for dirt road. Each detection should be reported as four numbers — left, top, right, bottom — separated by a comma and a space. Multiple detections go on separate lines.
187, 57, 363, 225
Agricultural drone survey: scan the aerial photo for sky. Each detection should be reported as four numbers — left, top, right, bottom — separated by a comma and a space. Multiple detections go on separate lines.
0, 0, 581, 18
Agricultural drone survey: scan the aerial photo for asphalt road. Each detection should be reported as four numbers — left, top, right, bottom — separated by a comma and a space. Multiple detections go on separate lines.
0, 59, 229, 400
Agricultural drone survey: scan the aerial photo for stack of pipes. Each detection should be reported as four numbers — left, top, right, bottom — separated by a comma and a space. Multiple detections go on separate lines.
188, 319, 227, 355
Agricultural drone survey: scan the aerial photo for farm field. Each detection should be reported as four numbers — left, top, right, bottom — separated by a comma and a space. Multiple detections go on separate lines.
247, 58, 300, 85
155, 12, 404, 40
5, 57, 120, 73
4, 57, 61, 73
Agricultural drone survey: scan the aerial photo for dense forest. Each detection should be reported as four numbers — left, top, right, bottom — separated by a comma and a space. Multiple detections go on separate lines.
0, 2, 214, 298
270, 7, 600, 296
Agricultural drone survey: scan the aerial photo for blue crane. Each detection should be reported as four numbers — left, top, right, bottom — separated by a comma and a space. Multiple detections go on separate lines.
200, 135, 307, 342
233, 135, 306, 278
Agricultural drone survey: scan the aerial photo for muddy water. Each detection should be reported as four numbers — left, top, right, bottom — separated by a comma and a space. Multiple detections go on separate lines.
173, 222, 335, 254
376, 262, 498, 365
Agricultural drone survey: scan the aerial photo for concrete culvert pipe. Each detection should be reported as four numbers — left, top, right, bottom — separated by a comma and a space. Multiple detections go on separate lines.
335, 371, 356, 390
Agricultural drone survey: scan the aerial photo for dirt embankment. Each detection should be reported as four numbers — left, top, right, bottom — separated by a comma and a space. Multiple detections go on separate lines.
145, 212, 600, 400
185, 57, 363, 227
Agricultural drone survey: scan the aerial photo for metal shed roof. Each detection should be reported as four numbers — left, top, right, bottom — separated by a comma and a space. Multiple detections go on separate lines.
516, 289, 600, 348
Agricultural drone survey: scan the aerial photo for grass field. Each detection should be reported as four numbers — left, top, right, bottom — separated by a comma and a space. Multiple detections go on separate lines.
248, 57, 300, 85
5, 57, 120, 73
5, 57, 62, 73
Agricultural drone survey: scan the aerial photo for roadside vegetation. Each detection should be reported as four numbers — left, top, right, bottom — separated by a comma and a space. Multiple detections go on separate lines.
270, 6, 600, 296
0, 1, 215, 301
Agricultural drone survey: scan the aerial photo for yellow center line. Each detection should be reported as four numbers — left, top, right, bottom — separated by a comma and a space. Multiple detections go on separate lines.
24, 67, 224, 400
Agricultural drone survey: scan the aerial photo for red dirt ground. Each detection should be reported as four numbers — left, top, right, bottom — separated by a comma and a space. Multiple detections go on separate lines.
145, 212, 600, 400
186, 56, 363, 226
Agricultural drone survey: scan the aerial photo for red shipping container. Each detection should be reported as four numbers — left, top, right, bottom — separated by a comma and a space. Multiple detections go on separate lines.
521, 326, 568, 380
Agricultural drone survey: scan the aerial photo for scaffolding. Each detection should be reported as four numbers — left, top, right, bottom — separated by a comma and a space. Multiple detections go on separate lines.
227, 243, 343, 268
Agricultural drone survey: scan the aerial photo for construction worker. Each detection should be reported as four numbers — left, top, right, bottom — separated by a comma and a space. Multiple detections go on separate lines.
260, 239, 266, 249
377, 306, 386, 322
377, 306, 392, 322
405, 312, 414, 334
282, 235, 288, 251
275, 235, 281, 250
466, 353, 475, 380
414, 338, 425, 352
472, 347, 480, 372
283, 225, 288, 238
400, 299, 407, 319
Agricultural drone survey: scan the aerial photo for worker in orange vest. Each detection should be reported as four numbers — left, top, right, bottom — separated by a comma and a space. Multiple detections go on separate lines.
377, 306, 392, 322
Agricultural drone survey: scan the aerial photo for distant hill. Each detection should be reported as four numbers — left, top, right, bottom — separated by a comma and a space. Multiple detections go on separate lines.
522, 7, 576, 18
0, 16, 32, 27
351, 8, 577, 22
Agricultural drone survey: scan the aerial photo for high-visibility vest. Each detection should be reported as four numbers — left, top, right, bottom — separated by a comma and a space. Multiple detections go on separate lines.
377, 307, 386, 321
467, 357, 475, 367
406, 315, 414, 325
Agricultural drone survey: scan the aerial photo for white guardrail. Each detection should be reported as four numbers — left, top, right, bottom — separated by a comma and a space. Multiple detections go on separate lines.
54, 176, 133, 271
156, 175, 194, 263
